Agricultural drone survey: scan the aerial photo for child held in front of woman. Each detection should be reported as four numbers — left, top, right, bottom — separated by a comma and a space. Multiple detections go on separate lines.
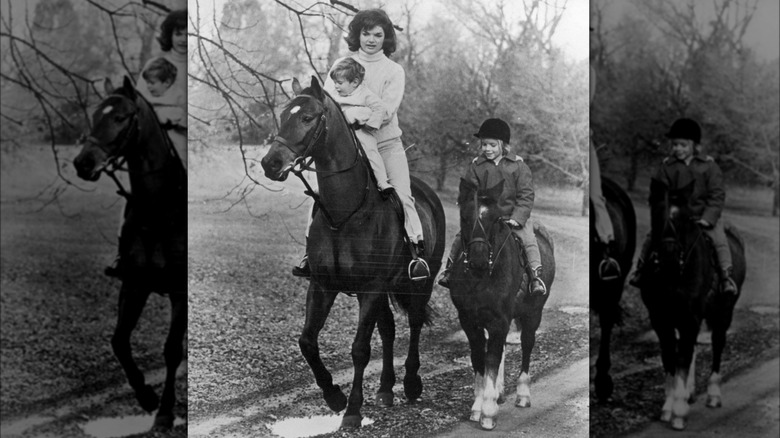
142, 57, 187, 132
437, 118, 547, 296
628, 118, 737, 295
329, 57, 393, 195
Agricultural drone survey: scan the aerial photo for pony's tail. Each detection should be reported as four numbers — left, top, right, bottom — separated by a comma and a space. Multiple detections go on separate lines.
389, 291, 436, 327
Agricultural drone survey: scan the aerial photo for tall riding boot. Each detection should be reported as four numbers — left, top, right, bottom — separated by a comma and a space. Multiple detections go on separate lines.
530, 266, 547, 296
437, 258, 453, 288
720, 267, 738, 295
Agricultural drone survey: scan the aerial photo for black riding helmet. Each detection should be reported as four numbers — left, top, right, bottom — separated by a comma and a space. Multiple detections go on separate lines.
665, 118, 701, 144
474, 118, 510, 144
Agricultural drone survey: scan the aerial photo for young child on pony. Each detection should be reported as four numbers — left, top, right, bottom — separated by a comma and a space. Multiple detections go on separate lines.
328, 57, 392, 195
629, 118, 737, 295
141, 57, 187, 132
438, 118, 547, 295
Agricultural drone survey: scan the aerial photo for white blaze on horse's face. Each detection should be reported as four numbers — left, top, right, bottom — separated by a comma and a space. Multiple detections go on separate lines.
479, 206, 488, 220
102, 106, 113, 114
290, 106, 301, 114
670, 205, 680, 219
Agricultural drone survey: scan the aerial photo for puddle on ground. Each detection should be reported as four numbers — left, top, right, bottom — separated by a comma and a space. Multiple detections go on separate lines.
80, 415, 185, 438
267, 415, 374, 438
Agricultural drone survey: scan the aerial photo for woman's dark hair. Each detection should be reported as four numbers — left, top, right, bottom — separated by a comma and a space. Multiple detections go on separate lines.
344, 9, 397, 57
157, 9, 187, 52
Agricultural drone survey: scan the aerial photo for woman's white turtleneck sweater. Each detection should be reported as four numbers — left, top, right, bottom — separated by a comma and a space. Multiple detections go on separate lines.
324, 49, 405, 143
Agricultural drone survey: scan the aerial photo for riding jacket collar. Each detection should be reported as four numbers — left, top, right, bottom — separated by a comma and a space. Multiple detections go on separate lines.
473, 153, 523, 166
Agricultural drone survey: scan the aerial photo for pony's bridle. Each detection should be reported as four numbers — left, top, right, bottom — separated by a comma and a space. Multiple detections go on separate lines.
659, 198, 704, 275
462, 194, 513, 276
275, 93, 370, 231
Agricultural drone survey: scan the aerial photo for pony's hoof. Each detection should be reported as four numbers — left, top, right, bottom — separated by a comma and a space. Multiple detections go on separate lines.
515, 396, 531, 408
340, 414, 362, 429
706, 395, 722, 408
136, 385, 159, 413
152, 413, 174, 431
480, 415, 497, 430
469, 410, 481, 422
671, 416, 686, 430
660, 409, 672, 422
376, 391, 394, 408
324, 385, 347, 412
404, 374, 423, 401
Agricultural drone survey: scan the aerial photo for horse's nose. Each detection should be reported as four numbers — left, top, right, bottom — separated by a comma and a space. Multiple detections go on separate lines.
74, 153, 97, 181
260, 153, 283, 180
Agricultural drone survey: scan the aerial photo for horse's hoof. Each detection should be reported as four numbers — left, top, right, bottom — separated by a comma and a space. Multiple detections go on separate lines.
469, 410, 481, 422
324, 385, 347, 412
660, 409, 672, 422
404, 374, 423, 401
706, 395, 722, 408
376, 391, 394, 408
480, 415, 497, 430
671, 416, 686, 430
152, 413, 174, 431
340, 414, 362, 429
136, 385, 159, 413
515, 396, 531, 408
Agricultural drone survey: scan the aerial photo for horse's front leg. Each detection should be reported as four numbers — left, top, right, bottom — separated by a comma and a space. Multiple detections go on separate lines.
298, 284, 343, 412
375, 298, 396, 408
341, 293, 382, 429
457, 314, 486, 423
112, 283, 158, 413
671, 338, 698, 430
479, 322, 510, 430
153, 293, 187, 431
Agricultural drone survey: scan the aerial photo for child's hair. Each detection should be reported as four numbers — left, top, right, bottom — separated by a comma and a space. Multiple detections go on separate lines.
344, 9, 397, 57
142, 57, 177, 84
329, 58, 365, 84
157, 9, 187, 52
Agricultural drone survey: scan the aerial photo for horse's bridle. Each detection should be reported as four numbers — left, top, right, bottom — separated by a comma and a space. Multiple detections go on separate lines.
658, 196, 705, 275
461, 192, 513, 276
275, 93, 370, 231
80, 110, 139, 198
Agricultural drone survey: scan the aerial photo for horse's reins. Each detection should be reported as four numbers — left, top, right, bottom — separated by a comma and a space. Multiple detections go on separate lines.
462, 192, 514, 276
661, 193, 705, 274
82, 111, 139, 199
277, 93, 372, 231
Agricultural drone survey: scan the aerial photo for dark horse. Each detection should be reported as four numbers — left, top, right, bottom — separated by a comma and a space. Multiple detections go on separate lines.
590, 176, 636, 401
641, 178, 745, 430
450, 178, 555, 430
260, 76, 445, 429
73, 77, 186, 431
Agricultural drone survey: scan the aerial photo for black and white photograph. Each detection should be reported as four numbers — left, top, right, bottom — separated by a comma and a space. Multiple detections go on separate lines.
589, 0, 779, 436
187, 0, 590, 437
1, 1, 188, 437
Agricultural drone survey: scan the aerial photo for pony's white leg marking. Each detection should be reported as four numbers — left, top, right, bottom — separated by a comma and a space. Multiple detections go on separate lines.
671, 373, 691, 430
496, 350, 506, 399
686, 347, 697, 400
661, 373, 675, 422
515, 371, 531, 408
706, 372, 723, 408
470, 373, 484, 422
480, 373, 499, 430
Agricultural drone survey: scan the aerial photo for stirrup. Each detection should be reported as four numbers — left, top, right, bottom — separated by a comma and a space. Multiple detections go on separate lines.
598, 257, 621, 281
408, 258, 430, 281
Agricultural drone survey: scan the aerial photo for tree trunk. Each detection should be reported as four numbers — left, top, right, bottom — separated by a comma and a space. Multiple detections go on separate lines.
582, 179, 589, 217
436, 152, 447, 191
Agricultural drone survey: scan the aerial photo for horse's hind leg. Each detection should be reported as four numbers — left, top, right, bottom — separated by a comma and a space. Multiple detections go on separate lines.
515, 313, 542, 408
403, 298, 428, 403
153, 293, 187, 431
375, 298, 396, 407
112, 284, 158, 412
298, 285, 342, 412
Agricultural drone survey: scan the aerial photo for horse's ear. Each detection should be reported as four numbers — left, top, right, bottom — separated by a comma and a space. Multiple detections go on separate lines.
292, 78, 302, 95
103, 78, 115, 95
310, 75, 324, 100
649, 177, 668, 205
122, 76, 137, 99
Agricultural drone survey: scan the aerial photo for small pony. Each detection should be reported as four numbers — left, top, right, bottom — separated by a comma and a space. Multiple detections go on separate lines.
641, 178, 745, 430
449, 178, 555, 430
73, 76, 186, 432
